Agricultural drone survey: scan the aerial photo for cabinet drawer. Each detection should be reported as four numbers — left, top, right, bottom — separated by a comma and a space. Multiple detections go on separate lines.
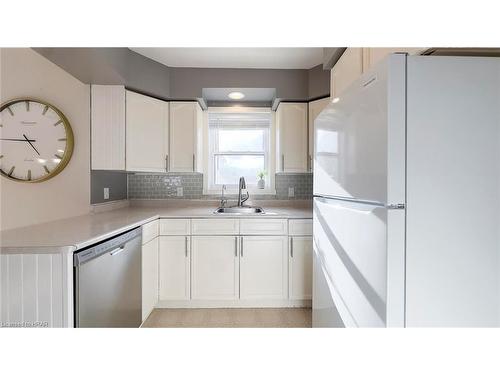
191, 219, 239, 235
240, 219, 288, 235
289, 219, 313, 236
159, 219, 191, 235
142, 219, 159, 244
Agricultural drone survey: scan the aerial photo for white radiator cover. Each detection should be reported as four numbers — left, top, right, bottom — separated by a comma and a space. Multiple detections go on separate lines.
0, 253, 73, 328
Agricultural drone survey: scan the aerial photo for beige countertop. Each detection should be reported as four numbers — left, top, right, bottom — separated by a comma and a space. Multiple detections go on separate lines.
0, 200, 312, 254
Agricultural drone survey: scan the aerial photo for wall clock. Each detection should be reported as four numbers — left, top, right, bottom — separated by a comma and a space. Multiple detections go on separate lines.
0, 98, 74, 183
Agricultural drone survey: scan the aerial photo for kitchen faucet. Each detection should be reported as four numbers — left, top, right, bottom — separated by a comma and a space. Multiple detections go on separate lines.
237, 177, 249, 206
220, 184, 227, 207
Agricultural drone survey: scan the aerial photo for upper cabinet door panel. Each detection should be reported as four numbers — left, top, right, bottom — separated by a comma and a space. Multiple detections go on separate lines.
169, 102, 202, 173
330, 48, 363, 99
362, 48, 425, 71
126, 91, 169, 172
308, 97, 331, 171
276, 102, 308, 172
91, 85, 125, 170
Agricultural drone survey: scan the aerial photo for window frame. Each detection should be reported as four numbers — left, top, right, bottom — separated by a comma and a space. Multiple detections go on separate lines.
204, 107, 276, 195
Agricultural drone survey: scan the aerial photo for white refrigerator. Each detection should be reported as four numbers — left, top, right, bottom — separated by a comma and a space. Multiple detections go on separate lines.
313, 54, 500, 327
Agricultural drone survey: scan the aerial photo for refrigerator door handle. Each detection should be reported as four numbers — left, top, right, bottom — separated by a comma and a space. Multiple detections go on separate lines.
314, 194, 405, 210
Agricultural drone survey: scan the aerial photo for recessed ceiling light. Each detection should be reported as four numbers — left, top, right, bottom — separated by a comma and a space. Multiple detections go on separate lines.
228, 92, 245, 100
332, 97, 340, 103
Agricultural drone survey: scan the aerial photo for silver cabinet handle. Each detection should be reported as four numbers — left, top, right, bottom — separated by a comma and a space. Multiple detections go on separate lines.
281, 154, 285, 171
165, 155, 169, 172
309, 155, 313, 171
110, 245, 125, 256
185, 236, 188, 257
192, 154, 195, 171
240, 237, 243, 257
235, 236, 238, 257
290, 237, 294, 258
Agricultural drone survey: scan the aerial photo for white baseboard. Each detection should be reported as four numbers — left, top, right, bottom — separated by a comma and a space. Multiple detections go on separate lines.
155, 299, 311, 309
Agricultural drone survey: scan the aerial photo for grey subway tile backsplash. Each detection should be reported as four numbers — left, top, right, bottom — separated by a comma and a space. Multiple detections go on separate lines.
128, 173, 203, 199
275, 173, 313, 200
127, 172, 312, 200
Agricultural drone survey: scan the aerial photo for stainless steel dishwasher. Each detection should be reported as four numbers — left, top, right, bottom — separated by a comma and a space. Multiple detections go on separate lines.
74, 227, 142, 327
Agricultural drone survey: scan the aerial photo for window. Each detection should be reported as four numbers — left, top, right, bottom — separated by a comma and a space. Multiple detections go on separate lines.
208, 109, 272, 192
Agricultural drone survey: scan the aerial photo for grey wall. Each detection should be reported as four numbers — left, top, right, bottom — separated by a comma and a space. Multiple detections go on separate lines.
323, 48, 346, 69
91, 170, 128, 204
308, 64, 331, 100
170, 66, 309, 101
34, 48, 329, 103
34, 48, 171, 99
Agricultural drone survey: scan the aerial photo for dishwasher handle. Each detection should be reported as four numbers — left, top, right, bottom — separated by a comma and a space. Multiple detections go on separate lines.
109, 245, 126, 256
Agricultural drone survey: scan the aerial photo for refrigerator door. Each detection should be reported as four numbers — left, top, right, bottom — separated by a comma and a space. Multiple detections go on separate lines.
313, 196, 392, 327
314, 54, 406, 205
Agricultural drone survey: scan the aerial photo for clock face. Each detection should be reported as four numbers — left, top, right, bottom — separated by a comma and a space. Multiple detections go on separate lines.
0, 99, 74, 182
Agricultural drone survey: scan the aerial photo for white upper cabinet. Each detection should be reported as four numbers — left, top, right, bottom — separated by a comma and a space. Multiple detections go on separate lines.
169, 101, 203, 173
91, 85, 126, 170
362, 48, 426, 71
331, 48, 426, 99
308, 97, 331, 171
330, 48, 363, 99
276, 102, 308, 172
126, 90, 169, 172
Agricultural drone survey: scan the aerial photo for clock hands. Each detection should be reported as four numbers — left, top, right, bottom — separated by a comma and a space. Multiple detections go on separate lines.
23, 134, 41, 156
0, 137, 36, 142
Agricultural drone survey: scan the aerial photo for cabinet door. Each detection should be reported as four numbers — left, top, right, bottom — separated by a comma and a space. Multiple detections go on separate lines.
91, 85, 125, 170
330, 48, 363, 99
191, 236, 239, 300
289, 236, 313, 300
142, 237, 158, 321
276, 102, 308, 172
169, 102, 202, 172
308, 97, 331, 171
159, 236, 190, 300
240, 236, 288, 300
126, 91, 169, 172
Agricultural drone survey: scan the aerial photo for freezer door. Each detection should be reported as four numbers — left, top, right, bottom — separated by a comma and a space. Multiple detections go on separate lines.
313, 197, 390, 327
314, 54, 406, 205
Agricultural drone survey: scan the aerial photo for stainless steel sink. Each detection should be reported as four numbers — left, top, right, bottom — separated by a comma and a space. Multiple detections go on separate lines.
214, 206, 265, 214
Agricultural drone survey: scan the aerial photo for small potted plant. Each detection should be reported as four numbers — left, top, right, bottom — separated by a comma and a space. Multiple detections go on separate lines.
257, 170, 267, 189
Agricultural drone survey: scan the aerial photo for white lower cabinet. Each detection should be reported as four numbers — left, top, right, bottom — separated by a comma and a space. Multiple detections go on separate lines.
155, 219, 312, 308
142, 237, 159, 321
289, 236, 313, 300
191, 236, 239, 300
159, 236, 190, 300
239, 236, 289, 300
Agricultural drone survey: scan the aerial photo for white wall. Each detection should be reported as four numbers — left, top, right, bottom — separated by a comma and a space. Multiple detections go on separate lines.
0, 48, 90, 230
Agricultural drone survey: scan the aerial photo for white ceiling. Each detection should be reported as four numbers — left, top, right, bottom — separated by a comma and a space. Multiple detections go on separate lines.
129, 48, 324, 69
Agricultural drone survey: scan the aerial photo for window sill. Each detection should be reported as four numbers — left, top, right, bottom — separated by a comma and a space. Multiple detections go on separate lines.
205, 188, 276, 196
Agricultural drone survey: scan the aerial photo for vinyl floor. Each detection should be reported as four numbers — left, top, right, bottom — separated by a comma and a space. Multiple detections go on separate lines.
141, 308, 312, 328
